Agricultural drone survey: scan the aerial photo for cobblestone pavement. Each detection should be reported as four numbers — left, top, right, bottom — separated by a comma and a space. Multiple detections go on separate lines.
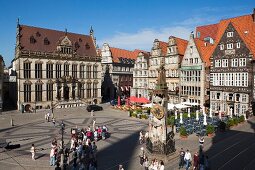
0, 104, 148, 170
0, 105, 254, 170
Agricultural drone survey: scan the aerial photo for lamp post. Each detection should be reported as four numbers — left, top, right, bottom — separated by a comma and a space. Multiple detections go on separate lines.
60, 121, 65, 165
51, 100, 54, 118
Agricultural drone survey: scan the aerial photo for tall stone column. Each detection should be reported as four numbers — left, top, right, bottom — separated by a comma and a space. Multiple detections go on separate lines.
75, 83, 79, 100
61, 84, 64, 101
53, 83, 57, 101
68, 84, 72, 100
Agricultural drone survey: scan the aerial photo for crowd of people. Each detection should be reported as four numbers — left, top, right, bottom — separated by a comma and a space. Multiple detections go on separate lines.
178, 147, 210, 170
139, 147, 165, 170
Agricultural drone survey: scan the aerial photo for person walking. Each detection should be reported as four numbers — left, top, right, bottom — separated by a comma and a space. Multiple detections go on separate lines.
52, 117, 56, 127
193, 151, 199, 170
30, 144, 36, 160
184, 149, 192, 170
143, 157, 149, 170
47, 112, 50, 122
199, 136, 204, 150
179, 148, 185, 169
159, 160, 164, 170
205, 155, 210, 170
139, 147, 144, 166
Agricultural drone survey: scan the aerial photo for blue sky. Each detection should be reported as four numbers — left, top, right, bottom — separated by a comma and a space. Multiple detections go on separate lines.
0, 0, 254, 66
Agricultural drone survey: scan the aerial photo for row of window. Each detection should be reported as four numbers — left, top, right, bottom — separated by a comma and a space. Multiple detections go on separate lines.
24, 63, 98, 79
181, 70, 201, 82
134, 63, 147, 69
215, 58, 246, 67
134, 71, 147, 77
211, 92, 248, 103
210, 72, 248, 87
181, 86, 201, 96
219, 42, 240, 50
211, 102, 247, 115
24, 83, 98, 102
183, 57, 199, 64
113, 66, 132, 72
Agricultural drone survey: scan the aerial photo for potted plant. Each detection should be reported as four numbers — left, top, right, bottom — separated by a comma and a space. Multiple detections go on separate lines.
206, 124, 215, 137
180, 126, 188, 138
239, 115, 245, 123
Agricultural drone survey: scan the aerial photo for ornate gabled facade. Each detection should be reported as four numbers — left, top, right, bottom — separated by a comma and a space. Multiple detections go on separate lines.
101, 43, 142, 101
13, 23, 102, 111
180, 33, 212, 107
207, 11, 255, 116
131, 51, 150, 98
148, 39, 168, 98
165, 36, 188, 104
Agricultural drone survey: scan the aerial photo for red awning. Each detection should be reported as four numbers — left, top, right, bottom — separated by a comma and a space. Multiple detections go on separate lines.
136, 97, 150, 104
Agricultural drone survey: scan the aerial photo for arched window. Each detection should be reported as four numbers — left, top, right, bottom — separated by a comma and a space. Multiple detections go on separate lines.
44, 38, 50, 45
30, 36, 36, 44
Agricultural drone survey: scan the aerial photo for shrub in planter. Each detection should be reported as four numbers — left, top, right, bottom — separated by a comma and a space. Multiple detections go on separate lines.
226, 119, 234, 129
233, 117, 239, 125
239, 115, 245, 123
219, 121, 226, 131
191, 112, 196, 118
206, 124, 215, 135
132, 112, 137, 118
141, 114, 148, 119
167, 116, 175, 126
180, 126, 188, 137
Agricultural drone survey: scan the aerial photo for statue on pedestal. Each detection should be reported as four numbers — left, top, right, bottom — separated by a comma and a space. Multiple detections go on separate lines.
146, 64, 175, 155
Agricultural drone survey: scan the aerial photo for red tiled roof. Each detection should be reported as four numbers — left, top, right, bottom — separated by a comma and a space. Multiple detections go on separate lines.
110, 47, 144, 63
175, 37, 189, 56
19, 25, 97, 57
196, 13, 255, 58
194, 38, 214, 67
158, 41, 168, 56
196, 23, 218, 40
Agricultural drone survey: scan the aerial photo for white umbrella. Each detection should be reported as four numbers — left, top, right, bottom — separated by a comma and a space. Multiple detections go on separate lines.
230, 108, 233, 118
180, 112, 183, 124
203, 114, 207, 126
196, 110, 199, 121
202, 106, 206, 116
182, 101, 199, 106
167, 103, 175, 110
209, 108, 212, 118
174, 110, 178, 119
175, 104, 190, 109
219, 111, 222, 120
188, 108, 191, 118
142, 103, 154, 108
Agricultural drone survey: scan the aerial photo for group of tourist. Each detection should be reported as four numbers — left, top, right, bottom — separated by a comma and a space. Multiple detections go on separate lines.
178, 148, 210, 170
139, 147, 165, 170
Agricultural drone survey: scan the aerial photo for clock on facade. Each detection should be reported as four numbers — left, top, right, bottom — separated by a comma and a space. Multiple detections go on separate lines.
151, 104, 165, 120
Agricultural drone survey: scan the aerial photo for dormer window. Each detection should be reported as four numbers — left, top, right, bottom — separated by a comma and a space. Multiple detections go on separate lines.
75, 42, 80, 49
60, 47, 72, 54
85, 43, 90, 49
36, 31, 41, 37
30, 36, 36, 44
44, 38, 50, 45
227, 32, 233, 37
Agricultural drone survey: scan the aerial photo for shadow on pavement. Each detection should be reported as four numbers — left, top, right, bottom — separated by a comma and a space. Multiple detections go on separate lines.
201, 117, 255, 170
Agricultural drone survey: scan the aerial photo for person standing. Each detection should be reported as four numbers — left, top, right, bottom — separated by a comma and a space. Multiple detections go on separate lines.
199, 136, 204, 150
193, 151, 199, 170
179, 148, 185, 169
47, 112, 50, 122
205, 155, 210, 170
52, 117, 56, 127
30, 144, 36, 160
159, 160, 164, 170
139, 147, 144, 166
50, 148, 55, 166
92, 119, 96, 131
184, 149, 192, 170
143, 157, 149, 170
